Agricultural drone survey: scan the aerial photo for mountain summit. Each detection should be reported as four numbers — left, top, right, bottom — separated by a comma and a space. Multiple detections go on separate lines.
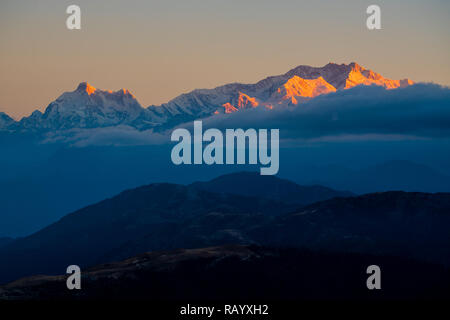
145, 62, 414, 126
15, 82, 153, 131
285, 62, 413, 90
1, 62, 414, 132
76, 82, 97, 95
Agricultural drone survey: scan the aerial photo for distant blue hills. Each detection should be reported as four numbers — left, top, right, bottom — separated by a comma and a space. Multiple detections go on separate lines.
0, 171, 449, 286
1, 139, 450, 237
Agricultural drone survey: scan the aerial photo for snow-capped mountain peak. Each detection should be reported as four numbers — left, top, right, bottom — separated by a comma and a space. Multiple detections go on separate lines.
76, 82, 97, 95
75, 82, 135, 99
274, 76, 337, 104
17, 82, 152, 131
7, 62, 415, 132
146, 62, 414, 125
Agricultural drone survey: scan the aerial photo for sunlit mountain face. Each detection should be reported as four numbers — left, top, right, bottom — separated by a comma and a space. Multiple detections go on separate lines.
216, 62, 413, 112
0, 62, 413, 132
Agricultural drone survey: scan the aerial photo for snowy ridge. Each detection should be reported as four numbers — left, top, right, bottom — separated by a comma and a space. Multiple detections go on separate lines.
13, 82, 157, 131
146, 62, 414, 124
1, 62, 414, 132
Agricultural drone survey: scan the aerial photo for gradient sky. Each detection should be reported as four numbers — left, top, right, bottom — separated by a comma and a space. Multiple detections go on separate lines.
0, 0, 449, 118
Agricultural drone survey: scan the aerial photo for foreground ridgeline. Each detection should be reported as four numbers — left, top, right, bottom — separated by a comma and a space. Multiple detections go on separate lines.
1, 245, 449, 301
0, 63, 414, 132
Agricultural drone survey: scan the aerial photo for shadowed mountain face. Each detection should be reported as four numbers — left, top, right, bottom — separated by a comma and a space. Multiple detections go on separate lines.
0, 173, 351, 284
0, 181, 294, 284
108, 191, 450, 267
1, 245, 449, 301
190, 171, 353, 205
250, 192, 450, 266
0, 172, 449, 287
0, 113, 14, 129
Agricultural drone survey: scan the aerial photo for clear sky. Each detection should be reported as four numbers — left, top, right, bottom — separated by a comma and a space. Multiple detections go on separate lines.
0, 0, 449, 118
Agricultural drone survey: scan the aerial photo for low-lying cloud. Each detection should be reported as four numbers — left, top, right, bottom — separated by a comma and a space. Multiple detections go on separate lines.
43, 125, 168, 147
199, 83, 450, 142
43, 83, 450, 146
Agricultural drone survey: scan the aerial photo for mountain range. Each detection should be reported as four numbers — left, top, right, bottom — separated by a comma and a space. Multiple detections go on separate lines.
190, 171, 353, 204
0, 172, 349, 284
0, 62, 414, 132
1, 172, 448, 286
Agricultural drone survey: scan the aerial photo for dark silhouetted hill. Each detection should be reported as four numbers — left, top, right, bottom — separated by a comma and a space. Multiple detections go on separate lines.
0, 173, 449, 286
1, 245, 448, 301
190, 171, 353, 205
